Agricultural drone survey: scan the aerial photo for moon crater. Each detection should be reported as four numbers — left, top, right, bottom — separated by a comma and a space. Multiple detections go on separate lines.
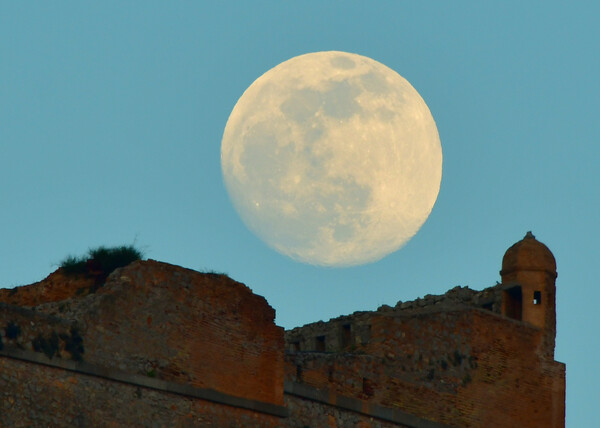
221, 51, 442, 267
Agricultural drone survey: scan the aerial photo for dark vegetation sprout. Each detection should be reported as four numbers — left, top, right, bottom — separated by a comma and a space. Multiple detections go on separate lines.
60, 245, 144, 277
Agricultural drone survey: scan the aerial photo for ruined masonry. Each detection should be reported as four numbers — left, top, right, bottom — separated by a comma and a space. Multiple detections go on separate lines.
0, 232, 565, 427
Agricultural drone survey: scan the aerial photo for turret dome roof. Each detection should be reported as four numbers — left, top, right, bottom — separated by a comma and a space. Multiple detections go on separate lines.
501, 231, 557, 278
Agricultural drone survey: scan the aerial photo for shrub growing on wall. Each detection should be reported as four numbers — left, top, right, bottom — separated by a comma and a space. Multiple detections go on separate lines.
60, 245, 144, 276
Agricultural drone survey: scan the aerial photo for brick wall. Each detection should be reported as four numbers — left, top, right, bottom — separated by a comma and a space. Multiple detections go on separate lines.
0, 355, 282, 428
1, 260, 285, 407
285, 307, 565, 427
0, 250, 565, 427
283, 393, 409, 428
73, 261, 285, 405
0, 303, 81, 360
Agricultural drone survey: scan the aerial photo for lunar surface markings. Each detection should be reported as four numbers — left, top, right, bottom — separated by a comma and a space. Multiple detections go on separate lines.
221, 51, 442, 266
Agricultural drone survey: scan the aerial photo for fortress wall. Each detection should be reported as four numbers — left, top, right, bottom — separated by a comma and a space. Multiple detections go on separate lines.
366, 311, 477, 383
0, 353, 282, 428
0, 345, 438, 428
284, 284, 504, 355
368, 309, 549, 427
1, 260, 285, 408
0, 303, 82, 361
285, 310, 479, 426
0, 269, 96, 307
458, 309, 565, 428
286, 352, 382, 399
0, 234, 566, 427
372, 309, 563, 427
66, 260, 285, 406
283, 393, 409, 428
286, 310, 479, 395
285, 307, 564, 428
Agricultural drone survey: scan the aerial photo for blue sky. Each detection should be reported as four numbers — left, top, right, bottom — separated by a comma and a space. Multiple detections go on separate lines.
1, 2, 597, 426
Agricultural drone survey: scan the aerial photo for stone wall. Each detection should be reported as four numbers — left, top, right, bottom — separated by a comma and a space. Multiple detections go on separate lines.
0, 303, 83, 361
0, 269, 96, 307
459, 310, 565, 427
1, 260, 285, 407
0, 242, 565, 427
284, 392, 410, 428
0, 346, 446, 428
0, 352, 283, 428
284, 284, 503, 354
285, 300, 565, 427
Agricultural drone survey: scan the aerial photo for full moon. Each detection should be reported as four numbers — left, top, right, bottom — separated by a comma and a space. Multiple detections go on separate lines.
221, 51, 442, 267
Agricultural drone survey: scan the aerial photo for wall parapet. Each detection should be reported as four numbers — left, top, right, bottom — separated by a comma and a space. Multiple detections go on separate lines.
284, 283, 518, 354
0, 345, 289, 418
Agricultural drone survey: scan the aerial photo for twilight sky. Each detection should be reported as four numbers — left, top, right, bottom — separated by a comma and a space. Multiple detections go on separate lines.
1, 3, 597, 426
